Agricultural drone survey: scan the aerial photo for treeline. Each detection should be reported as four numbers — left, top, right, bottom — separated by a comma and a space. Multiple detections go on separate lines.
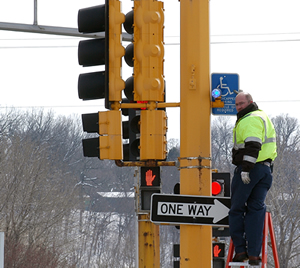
0, 108, 180, 267
0, 109, 299, 267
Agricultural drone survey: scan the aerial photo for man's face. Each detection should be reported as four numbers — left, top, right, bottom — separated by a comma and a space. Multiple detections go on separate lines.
235, 94, 251, 113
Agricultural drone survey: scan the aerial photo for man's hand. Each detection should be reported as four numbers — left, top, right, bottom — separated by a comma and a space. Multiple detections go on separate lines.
241, 171, 250, 184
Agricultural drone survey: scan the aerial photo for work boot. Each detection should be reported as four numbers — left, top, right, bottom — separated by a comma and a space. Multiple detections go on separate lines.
232, 252, 248, 262
249, 256, 262, 265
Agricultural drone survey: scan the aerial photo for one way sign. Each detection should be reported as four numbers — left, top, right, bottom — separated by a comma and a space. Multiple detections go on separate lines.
150, 194, 231, 226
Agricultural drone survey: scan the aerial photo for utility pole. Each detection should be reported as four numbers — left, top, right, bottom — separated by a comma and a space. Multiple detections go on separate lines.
180, 0, 211, 267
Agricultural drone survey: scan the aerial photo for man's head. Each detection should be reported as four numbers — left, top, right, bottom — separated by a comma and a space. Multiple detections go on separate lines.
235, 92, 253, 113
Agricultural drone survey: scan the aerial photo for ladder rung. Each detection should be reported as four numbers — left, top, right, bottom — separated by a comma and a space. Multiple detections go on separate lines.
228, 262, 250, 267
228, 262, 260, 267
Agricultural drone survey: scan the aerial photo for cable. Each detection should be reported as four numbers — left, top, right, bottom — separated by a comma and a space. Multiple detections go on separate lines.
0, 37, 78, 41
166, 38, 300, 46
0, 105, 105, 109
2, 31, 300, 41
211, 39, 300, 44
211, 32, 300, 37
0, 45, 76, 49
2, 37, 300, 49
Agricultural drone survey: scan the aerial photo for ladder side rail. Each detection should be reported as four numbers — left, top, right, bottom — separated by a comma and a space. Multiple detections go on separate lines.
268, 212, 280, 268
226, 239, 235, 268
261, 212, 269, 266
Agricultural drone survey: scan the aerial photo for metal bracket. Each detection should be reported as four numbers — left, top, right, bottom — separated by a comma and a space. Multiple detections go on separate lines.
178, 156, 211, 170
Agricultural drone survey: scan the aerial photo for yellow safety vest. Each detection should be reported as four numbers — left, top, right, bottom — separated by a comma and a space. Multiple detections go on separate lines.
233, 110, 277, 163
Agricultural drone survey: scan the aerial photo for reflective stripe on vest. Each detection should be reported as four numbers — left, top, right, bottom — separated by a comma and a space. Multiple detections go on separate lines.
243, 155, 257, 163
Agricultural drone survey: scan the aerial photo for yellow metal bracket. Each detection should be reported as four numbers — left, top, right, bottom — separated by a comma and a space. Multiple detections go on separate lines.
178, 156, 211, 170
211, 97, 225, 108
111, 101, 180, 110
115, 159, 176, 167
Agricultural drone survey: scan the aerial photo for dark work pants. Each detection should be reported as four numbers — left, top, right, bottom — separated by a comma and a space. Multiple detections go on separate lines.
229, 164, 272, 257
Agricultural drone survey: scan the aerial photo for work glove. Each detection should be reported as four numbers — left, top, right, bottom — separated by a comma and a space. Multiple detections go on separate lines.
241, 171, 250, 184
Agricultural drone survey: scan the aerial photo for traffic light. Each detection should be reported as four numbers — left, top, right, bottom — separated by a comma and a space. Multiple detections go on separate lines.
122, 1, 167, 161
140, 167, 161, 211
212, 172, 231, 237
133, 0, 165, 101
140, 110, 167, 160
134, 0, 166, 160
81, 110, 123, 160
213, 242, 226, 268
128, 109, 141, 160
123, 0, 165, 102
121, 108, 141, 161
77, 0, 125, 109
173, 244, 180, 268
212, 172, 230, 197
77, 1, 126, 160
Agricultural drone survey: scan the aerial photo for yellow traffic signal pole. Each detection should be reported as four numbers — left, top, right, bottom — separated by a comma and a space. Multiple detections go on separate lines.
138, 213, 160, 267
180, 0, 212, 267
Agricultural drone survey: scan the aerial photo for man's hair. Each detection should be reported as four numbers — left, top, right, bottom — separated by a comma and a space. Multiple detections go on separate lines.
237, 92, 253, 103
244, 92, 253, 103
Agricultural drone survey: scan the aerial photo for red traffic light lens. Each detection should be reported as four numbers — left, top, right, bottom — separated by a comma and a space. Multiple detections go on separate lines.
212, 181, 222, 196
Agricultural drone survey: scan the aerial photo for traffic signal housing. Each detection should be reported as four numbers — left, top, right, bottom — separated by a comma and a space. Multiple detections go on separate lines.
212, 172, 230, 197
78, 0, 126, 160
212, 173, 229, 268
133, 0, 165, 102
77, 0, 125, 109
128, 109, 141, 161
81, 110, 123, 160
212, 172, 231, 237
140, 167, 161, 211
213, 242, 226, 268
140, 110, 167, 160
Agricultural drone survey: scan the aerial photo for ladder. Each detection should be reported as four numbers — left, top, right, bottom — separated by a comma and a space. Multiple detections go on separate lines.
225, 211, 280, 267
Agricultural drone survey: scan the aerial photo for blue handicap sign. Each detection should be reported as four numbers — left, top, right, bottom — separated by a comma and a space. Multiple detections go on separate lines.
211, 73, 239, 115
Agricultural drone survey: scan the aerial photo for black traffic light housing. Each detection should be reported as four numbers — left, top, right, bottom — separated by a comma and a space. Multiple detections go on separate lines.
212, 172, 231, 238
77, 4, 109, 108
140, 167, 161, 211
213, 242, 226, 268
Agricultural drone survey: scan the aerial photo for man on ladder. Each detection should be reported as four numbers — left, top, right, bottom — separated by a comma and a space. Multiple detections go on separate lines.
229, 92, 277, 266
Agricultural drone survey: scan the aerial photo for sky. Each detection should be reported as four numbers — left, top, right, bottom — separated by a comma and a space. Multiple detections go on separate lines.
1, 0, 300, 140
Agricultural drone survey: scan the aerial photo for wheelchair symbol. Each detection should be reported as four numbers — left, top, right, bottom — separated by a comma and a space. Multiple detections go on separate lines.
216, 77, 237, 97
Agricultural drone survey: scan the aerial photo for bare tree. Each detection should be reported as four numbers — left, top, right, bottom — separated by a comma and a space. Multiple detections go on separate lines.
9, 109, 300, 267
211, 116, 235, 173
0, 109, 81, 267
266, 114, 300, 268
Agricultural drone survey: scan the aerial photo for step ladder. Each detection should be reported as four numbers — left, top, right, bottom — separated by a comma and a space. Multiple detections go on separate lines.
225, 211, 280, 268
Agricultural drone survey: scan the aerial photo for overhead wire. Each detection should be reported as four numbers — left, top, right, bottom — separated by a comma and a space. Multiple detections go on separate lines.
1, 31, 300, 48
1, 38, 300, 49
1, 31, 300, 107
